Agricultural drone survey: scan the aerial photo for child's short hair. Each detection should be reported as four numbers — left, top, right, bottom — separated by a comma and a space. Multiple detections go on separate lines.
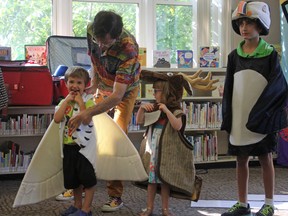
64, 66, 90, 86
235, 17, 264, 33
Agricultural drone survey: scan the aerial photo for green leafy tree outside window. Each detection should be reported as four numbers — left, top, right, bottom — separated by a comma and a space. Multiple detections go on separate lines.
156, 4, 193, 64
0, 0, 52, 60
72, 2, 137, 37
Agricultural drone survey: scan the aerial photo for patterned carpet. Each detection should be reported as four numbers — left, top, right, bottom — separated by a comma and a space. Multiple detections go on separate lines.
0, 166, 287, 216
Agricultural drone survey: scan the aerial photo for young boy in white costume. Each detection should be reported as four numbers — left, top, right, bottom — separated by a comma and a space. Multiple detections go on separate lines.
54, 66, 97, 216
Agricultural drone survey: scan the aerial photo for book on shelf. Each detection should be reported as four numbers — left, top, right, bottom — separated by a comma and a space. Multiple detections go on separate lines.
0, 47, 11, 60
138, 47, 147, 67
129, 111, 140, 131
183, 101, 222, 129
0, 113, 53, 135
25, 45, 47, 65
0, 150, 33, 173
212, 75, 225, 97
186, 133, 218, 162
153, 50, 171, 68
177, 50, 193, 68
136, 83, 142, 99
183, 88, 190, 97
199, 46, 220, 68
145, 84, 154, 99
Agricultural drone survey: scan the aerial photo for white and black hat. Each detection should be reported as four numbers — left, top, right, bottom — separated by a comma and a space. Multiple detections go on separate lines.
232, 1, 271, 36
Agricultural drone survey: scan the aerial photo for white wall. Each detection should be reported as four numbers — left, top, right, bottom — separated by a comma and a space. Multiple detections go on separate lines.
231, 0, 280, 49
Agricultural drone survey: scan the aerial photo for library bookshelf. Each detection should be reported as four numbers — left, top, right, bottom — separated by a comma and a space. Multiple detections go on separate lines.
0, 67, 233, 174
129, 67, 231, 165
0, 106, 54, 175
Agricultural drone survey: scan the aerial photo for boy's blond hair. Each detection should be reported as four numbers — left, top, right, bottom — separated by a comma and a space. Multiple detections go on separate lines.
64, 66, 90, 86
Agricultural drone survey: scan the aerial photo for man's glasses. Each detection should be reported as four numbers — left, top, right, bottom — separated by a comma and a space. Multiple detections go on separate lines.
92, 36, 116, 48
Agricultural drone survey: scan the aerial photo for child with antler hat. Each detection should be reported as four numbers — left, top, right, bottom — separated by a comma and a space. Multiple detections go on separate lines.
136, 70, 217, 216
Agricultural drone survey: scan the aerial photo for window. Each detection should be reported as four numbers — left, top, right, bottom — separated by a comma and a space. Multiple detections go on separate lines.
153, 0, 224, 67
0, 0, 52, 60
210, 0, 223, 46
154, 1, 195, 65
1, 0, 229, 67
72, 1, 139, 37
72, 0, 197, 66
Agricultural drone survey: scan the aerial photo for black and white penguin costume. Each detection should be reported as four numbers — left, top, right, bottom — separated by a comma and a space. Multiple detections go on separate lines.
221, 1, 288, 153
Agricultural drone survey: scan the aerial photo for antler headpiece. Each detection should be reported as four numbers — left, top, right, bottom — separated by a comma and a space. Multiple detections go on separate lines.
140, 69, 219, 111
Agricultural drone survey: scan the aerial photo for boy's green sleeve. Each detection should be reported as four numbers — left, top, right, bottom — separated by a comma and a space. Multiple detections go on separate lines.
85, 98, 95, 109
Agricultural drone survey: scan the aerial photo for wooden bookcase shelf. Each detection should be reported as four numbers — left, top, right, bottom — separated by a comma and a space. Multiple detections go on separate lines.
0, 106, 54, 175
1, 68, 230, 174
130, 67, 229, 164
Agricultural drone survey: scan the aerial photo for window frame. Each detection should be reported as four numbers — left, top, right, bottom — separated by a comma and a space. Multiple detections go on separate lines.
53, 0, 232, 67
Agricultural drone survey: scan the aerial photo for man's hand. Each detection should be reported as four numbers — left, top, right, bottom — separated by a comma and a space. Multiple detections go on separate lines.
68, 108, 93, 134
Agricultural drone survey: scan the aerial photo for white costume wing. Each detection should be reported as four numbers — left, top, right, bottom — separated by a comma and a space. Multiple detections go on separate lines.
92, 113, 148, 181
13, 120, 65, 207
13, 112, 148, 207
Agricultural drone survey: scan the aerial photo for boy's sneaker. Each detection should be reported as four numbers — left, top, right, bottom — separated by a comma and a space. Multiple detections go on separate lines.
221, 202, 251, 216
60, 205, 78, 216
56, 189, 74, 201
56, 189, 85, 201
101, 196, 124, 212
256, 204, 274, 216
68, 209, 92, 216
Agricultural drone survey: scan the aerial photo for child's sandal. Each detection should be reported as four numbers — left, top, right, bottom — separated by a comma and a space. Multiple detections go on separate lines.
162, 208, 174, 216
139, 207, 153, 216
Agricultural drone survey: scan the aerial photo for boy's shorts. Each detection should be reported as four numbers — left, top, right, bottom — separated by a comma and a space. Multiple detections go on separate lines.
228, 133, 277, 157
63, 144, 97, 189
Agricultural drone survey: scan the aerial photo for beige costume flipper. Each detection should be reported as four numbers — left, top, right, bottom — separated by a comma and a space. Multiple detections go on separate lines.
93, 113, 148, 181
13, 113, 147, 207
13, 121, 65, 207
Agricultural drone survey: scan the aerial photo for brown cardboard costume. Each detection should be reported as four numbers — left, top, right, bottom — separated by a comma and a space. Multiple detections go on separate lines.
136, 70, 217, 201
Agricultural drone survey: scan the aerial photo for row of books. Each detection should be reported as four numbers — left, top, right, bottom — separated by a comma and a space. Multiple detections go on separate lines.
0, 142, 34, 173
0, 152, 33, 173
183, 101, 222, 129
0, 114, 53, 135
139, 46, 220, 68
128, 101, 222, 131
186, 133, 218, 162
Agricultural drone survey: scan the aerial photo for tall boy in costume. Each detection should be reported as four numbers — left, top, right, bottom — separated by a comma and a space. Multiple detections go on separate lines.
221, 1, 288, 216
